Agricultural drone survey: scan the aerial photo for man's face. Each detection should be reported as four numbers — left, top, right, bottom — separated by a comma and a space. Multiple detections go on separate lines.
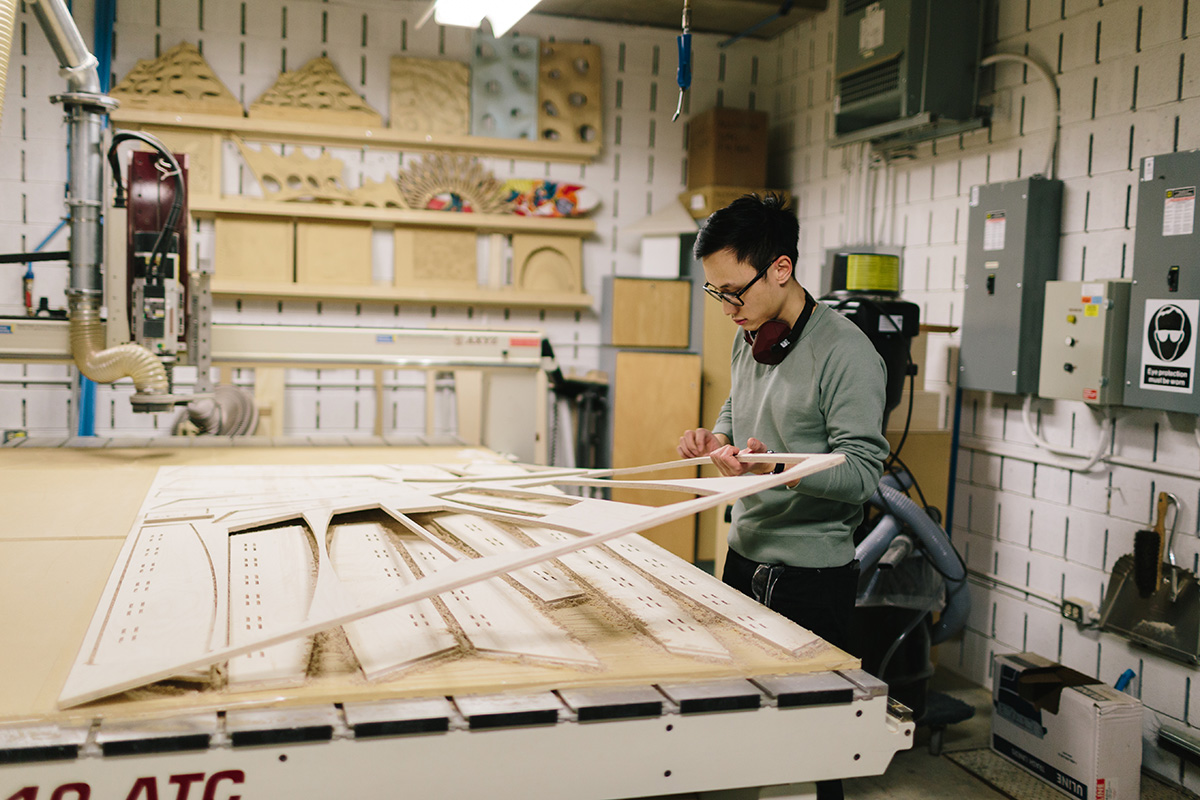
702, 248, 782, 332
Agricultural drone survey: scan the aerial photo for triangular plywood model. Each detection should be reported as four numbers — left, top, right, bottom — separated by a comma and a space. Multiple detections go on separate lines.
248, 56, 382, 127
57, 453, 846, 709
108, 42, 243, 116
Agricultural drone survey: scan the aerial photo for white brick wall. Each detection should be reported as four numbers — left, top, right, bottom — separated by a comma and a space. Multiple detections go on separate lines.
1, 0, 759, 439
768, 0, 1200, 787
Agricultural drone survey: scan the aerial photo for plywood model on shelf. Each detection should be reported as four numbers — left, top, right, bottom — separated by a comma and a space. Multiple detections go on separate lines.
108, 41, 243, 117
248, 56, 382, 127
513, 233, 583, 294
394, 228, 478, 288
538, 40, 602, 145
389, 57, 471, 136
54, 453, 847, 712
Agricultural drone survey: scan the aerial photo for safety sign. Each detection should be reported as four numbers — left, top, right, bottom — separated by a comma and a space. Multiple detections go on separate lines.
1140, 299, 1198, 393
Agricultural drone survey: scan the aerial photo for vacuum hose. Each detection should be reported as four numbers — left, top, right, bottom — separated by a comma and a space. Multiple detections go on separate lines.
856, 481, 970, 645
0, 0, 15, 133
69, 296, 169, 395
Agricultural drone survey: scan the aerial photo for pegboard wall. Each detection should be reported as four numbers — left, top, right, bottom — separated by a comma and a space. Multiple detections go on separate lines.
0, 0, 765, 440
771, 0, 1200, 789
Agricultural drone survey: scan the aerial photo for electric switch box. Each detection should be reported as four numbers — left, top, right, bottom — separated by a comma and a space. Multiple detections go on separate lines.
1124, 150, 1200, 413
1038, 280, 1131, 405
960, 177, 1063, 394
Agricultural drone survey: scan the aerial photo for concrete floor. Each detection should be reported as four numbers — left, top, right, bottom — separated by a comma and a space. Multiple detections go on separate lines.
844, 669, 1005, 799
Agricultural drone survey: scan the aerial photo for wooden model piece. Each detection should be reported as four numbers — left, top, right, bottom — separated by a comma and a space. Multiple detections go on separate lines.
538, 41, 602, 145
57, 453, 846, 708
295, 220, 373, 285
394, 228, 478, 287
512, 232, 583, 293
389, 57, 471, 135
108, 42, 243, 116
471, 31, 540, 139
397, 153, 512, 214
214, 216, 294, 283
350, 178, 408, 208
249, 56, 382, 127
234, 137, 352, 203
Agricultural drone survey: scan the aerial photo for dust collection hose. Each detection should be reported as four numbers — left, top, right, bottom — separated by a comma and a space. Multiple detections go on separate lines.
24, 0, 169, 402
856, 480, 970, 645
0, 0, 14, 134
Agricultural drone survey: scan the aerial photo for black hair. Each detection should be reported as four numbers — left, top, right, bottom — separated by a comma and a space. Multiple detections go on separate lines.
692, 192, 798, 271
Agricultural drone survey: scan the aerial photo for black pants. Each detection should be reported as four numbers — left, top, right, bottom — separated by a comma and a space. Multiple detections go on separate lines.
722, 547, 859, 800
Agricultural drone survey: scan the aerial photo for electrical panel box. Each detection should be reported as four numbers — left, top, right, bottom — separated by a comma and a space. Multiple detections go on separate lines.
959, 177, 1063, 395
1124, 151, 1200, 414
1038, 280, 1131, 405
834, 0, 984, 144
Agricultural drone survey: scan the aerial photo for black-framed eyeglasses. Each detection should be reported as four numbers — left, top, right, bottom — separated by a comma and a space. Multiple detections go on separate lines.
702, 258, 776, 307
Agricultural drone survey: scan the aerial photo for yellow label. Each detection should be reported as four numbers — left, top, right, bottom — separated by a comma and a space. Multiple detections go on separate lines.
1084, 304, 1100, 317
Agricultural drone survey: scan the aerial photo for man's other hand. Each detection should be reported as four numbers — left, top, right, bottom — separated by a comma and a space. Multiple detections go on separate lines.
678, 428, 726, 458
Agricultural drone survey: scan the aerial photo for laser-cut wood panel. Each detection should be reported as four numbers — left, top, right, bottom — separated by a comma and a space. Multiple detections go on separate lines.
249, 56, 383, 127
513, 233, 583, 293
538, 40, 603, 145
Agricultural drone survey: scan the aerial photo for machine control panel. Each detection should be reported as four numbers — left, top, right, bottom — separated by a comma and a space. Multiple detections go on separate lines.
1038, 280, 1131, 405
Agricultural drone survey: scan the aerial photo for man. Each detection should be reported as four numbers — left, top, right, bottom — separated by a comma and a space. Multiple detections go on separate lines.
679, 195, 889, 796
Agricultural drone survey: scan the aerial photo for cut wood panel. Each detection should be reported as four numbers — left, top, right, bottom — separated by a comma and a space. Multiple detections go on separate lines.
433, 514, 584, 603
214, 216, 294, 283
401, 539, 598, 668
611, 278, 693, 349
295, 220, 373, 285
226, 525, 316, 688
538, 41, 602, 145
249, 57, 382, 127
328, 522, 458, 679
606, 533, 825, 657
523, 526, 730, 660
611, 352, 703, 560
144, 130, 222, 197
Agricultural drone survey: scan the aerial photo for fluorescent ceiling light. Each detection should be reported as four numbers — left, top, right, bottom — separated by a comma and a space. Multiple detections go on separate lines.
433, 0, 543, 37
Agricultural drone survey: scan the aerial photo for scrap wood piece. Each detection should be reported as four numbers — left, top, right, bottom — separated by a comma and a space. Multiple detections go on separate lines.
57, 453, 842, 708
109, 41, 243, 116
248, 56, 382, 126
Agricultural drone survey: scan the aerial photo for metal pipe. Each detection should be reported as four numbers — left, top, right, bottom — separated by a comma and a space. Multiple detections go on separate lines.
28, 0, 169, 402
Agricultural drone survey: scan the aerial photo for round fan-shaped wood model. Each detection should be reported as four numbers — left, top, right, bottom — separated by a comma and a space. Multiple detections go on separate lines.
397, 153, 513, 214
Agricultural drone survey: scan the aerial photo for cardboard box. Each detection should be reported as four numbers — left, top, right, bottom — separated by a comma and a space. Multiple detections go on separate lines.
991, 652, 1142, 800
678, 186, 792, 220
687, 107, 768, 189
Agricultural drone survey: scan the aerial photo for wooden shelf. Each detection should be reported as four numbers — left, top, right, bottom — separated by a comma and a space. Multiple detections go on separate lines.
110, 109, 602, 164
189, 197, 596, 235
211, 280, 595, 310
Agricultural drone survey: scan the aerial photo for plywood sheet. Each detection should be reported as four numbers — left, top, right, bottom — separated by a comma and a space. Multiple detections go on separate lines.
215, 216, 294, 283
612, 352, 702, 559
611, 277, 692, 348
0, 448, 852, 725
295, 220, 373, 285
538, 40, 602, 145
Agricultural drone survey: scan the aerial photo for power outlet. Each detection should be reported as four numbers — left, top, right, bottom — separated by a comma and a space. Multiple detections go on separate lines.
1061, 597, 1096, 625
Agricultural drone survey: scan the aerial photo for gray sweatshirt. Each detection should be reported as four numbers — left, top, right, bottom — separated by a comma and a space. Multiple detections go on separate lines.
713, 300, 890, 568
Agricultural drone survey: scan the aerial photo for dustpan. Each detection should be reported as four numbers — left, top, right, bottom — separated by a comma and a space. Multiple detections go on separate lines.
1099, 493, 1200, 665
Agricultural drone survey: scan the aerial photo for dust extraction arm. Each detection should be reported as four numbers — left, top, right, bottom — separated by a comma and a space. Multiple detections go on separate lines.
3, 0, 171, 409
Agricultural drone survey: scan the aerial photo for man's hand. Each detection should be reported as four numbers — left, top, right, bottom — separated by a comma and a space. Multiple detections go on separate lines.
709, 437, 773, 477
678, 428, 727, 458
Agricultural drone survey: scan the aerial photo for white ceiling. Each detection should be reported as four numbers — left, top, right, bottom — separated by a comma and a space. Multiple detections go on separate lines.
533, 0, 828, 41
